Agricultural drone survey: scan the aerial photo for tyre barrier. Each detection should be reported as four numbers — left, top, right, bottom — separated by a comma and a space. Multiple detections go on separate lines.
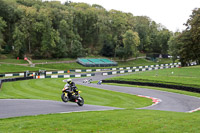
0, 76, 33, 89
102, 80, 200, 93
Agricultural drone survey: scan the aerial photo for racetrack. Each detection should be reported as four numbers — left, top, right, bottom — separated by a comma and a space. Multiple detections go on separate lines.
1, 73, 200, 119
0, 99, 121, 119
74, 74, 200, 113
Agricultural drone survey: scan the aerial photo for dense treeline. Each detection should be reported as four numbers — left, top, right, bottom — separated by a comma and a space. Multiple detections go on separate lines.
168, 8, 200, 66
0, 0, 188, 61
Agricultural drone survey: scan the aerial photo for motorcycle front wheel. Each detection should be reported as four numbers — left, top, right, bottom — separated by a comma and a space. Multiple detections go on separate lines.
61, 93, 69, 102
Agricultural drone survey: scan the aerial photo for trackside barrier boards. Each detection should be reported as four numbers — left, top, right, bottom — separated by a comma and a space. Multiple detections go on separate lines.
102, 63, 181, 76
0, 72, 36, 78
46, 62, 182, 74
35, 73, 95, 79
0, 62, 197, 78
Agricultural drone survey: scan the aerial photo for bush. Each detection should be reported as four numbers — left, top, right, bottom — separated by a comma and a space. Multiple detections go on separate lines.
0, 54, 7, 59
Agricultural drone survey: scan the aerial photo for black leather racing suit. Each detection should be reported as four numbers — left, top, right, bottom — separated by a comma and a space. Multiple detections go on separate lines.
69, 82, 79, 95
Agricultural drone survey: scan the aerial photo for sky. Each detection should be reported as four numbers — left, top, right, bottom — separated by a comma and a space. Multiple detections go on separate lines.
56, 0, 199, 32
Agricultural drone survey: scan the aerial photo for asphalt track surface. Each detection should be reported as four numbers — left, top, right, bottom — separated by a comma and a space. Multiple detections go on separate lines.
1, 72, 200, 119
0, 99, 121, 119
74, 73, 200, 113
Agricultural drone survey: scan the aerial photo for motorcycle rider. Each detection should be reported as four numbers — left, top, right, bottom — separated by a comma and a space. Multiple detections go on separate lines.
66, 79, 79, 95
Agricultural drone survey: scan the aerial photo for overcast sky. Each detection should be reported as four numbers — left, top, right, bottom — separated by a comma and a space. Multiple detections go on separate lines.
57, 0, 199, 32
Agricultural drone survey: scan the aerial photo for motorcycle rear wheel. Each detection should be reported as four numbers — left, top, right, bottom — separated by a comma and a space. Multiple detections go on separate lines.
77, 97, 84, 106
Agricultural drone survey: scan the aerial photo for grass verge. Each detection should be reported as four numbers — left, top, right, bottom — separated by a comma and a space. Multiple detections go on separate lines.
1, 58, 176, 73
104, 83, 200, 98
106, 66, 200, 88
0, 79, 200, 132
0, 78, 151, 109
117, 58, 176, 67
0, 109, 199, 133
0, 64, 52, 73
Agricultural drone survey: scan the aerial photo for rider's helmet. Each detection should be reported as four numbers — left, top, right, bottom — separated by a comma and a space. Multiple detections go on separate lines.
67, 79, 72, 84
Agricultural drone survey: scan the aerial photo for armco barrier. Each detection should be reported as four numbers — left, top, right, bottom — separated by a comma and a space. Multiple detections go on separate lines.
102, 80, 200, 93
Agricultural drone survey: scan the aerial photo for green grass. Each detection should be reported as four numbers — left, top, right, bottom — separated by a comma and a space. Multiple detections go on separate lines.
117, 58, 176, 67
0, 56, 74, 64
0, 58, 176, 74
31, 58, 74, 63
0, 109, 199, 133
0, 78, 151, 109
0, 64, 52, 73
0, 78, 200, 132
1, 59, 200, 132
105, 83, 200, 98
106, 65, 200, 88
0, 59, 28, 64
35, 58, 176, 71
35, 62, 88, 70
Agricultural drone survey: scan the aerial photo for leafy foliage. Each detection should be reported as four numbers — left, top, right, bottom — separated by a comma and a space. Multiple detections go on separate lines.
0, 0, 173, 59
0, 17, 6, 53
100, 40, 115, 57
168, 8, 200, 66
123, 30, 140, 60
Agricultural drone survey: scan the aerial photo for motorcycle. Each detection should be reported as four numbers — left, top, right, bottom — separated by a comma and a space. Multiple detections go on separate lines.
61, 84, 84, 106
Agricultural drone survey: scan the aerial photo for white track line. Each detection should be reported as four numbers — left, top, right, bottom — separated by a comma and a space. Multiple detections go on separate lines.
188, 107, 200, 113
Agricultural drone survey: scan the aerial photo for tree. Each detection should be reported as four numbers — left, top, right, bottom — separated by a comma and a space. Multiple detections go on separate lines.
0, 0, 19, 53
107, 10, 131, 57
153, 28, 171, 54
100, 40, 114, 57
72, 4, 99, 54
36, 7, 60, 58
134, 16, 151, 52
174, 8, 200, 65
178, 31, 194, 66
16, 5, 37, 54
123, 30, 140, 60
12, 26, 25, 58
168, 32, 181, 62
56, 19, 70, 58
185, 8, 200, 64
0, 0, 173, 59
41, 27, 60, 58
0, 17, 6, 53
70, 40, 84, 58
